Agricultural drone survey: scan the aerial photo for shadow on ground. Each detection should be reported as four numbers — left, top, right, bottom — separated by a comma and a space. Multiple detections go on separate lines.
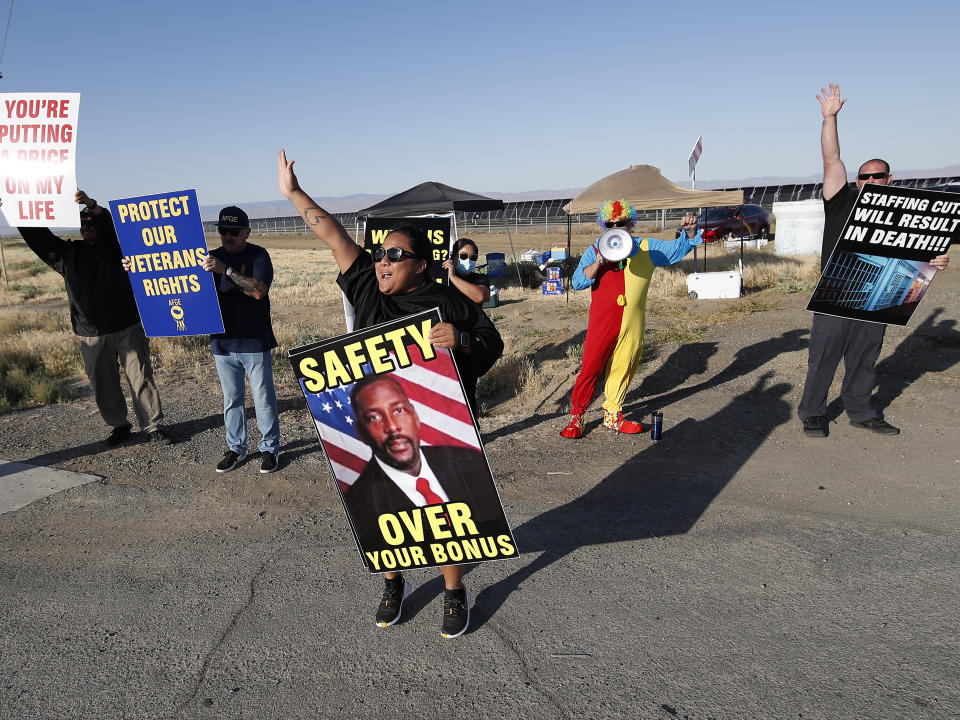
473, 372, 792, 626
822, 307, 960, 422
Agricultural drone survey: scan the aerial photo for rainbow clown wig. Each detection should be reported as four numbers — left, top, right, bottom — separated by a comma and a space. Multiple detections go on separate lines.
597, 198, 638, 231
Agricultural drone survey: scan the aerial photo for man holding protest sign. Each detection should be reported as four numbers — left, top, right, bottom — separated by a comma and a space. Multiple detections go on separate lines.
279, 149, 504, 638
9, 190, 170, 446
798, 84, 950, 438
201, 207, 281, 473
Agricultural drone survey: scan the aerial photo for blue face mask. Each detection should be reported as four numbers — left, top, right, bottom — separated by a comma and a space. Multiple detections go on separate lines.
456, 258, 476, 275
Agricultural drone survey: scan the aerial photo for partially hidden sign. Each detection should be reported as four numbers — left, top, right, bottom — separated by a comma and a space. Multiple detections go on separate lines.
109, 189, 224, 337
364, 216, 452, 286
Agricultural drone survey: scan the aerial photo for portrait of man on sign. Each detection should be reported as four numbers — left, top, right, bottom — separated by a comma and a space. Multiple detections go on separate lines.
346, 373, 503, 548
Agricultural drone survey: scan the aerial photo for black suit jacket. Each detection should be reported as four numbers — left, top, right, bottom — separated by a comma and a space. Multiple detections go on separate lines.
344, 445, 507, 551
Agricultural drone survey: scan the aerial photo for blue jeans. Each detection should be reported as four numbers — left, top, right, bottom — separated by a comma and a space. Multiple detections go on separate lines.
213, 351, 280, 455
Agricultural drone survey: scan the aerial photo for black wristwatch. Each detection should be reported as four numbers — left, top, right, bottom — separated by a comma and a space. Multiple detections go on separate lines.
458, 331, 471, 350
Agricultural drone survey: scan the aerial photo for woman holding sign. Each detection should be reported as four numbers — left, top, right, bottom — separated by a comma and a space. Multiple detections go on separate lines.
278, 149, 503, 639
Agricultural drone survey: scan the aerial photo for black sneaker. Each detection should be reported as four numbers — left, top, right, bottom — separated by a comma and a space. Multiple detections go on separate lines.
148, 428, 173, 445
802, 416, 826, 437
104, 424, 132, 446
260, 451, 279, 474
216, 450, 247, 473
850, 417, 900, 435
376, 575, 411, 628
441, 587, 471, 639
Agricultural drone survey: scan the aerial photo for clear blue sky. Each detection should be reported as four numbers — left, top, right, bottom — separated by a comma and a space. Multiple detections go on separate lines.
1, 0, 956, 206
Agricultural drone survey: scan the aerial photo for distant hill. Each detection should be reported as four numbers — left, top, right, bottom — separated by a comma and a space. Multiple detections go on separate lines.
689, 164, 960, 190
200, 194, 389, 221
202, 164, 960, 220
199, 188, 589, 220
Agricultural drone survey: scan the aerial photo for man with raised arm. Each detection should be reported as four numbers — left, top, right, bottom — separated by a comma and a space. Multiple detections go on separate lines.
798, 84, 950, 438
278, 149, 503, 639
11, 190, 170, 446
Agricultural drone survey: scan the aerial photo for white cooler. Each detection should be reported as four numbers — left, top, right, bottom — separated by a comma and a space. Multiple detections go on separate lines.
686, 260, 743, 300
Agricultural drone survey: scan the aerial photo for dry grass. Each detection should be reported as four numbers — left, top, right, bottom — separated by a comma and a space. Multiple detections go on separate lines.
1, 229, 823, 415
0, 239, 68, 304
262, 248, 341, 307
0, 312, 84, 411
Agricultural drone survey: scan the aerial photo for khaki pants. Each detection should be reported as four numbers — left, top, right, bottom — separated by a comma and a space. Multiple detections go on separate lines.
79, 324, 163, 432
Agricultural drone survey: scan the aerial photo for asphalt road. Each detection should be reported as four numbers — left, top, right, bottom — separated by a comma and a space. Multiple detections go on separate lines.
2, 278, 958, 719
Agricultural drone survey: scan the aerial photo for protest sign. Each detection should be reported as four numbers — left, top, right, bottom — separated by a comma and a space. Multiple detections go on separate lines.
364, 216, 452, 285
109, 189, 223, 337
0, 93, 80, 227
807, 184, 959, 326
290, 309, 516, 573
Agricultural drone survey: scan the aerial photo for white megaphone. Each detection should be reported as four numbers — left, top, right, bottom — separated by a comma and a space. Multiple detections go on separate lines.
596, 228, 634, 262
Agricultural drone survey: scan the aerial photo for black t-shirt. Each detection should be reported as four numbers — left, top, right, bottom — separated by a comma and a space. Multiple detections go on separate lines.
210, 242, 277, 354
337, 252, 503, 394
19, 210, 141, 337
820, 183, 857, 272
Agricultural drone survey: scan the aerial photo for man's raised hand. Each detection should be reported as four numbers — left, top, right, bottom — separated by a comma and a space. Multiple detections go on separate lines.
817, 83, 846, 118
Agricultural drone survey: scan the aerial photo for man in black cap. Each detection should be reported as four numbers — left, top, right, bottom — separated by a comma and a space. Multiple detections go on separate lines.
201, 207, 281, 473
10, 190, 170, 446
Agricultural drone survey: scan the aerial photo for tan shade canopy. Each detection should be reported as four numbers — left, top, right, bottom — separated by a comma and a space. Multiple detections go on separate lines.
563, 164, 744, 214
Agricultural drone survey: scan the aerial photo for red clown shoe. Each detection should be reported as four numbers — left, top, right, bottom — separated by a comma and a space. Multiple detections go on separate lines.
603, 409, 644, 434
560, 413, 584, 439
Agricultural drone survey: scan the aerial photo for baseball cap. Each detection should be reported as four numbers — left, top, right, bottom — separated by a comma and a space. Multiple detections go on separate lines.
217, 206, 249, 229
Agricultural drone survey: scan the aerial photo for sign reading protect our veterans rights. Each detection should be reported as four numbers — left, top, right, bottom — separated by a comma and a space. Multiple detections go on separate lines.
807, 184, 959, 326
0, 93, 80, 227
289, 309, 516, 573
364, 216, 452, 285
109, 189, 224, 337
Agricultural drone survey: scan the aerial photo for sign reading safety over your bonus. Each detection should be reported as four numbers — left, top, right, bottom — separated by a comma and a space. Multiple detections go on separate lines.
289, 309, 516, 573
109, 189, 224, 337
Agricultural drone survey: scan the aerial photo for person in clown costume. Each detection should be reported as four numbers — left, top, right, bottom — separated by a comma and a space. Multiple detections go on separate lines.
560, 199, 703, 438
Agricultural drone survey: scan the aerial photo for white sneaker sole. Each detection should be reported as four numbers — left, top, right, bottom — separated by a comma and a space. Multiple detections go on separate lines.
441, 590, 472, 639
377, 580, 412, 628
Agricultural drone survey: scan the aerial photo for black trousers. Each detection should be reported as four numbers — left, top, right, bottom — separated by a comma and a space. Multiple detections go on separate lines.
798, 313, 886, 423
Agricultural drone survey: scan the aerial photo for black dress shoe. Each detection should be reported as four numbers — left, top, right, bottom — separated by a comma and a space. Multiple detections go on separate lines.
850, 417, 900, 435
802, 416, 826, 437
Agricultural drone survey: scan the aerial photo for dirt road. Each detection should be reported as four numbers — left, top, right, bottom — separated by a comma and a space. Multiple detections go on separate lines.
1, 258, 957, 719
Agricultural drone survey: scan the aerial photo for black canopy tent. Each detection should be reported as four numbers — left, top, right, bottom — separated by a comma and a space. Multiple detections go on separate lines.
359, 181, 504, 218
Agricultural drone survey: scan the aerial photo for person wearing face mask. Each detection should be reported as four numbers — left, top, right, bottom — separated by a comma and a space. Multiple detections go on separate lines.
441, 238, 491, 305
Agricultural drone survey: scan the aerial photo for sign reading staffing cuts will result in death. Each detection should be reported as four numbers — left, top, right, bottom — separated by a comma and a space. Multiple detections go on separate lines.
109, 189, 224, 337
808, 184, 958, 327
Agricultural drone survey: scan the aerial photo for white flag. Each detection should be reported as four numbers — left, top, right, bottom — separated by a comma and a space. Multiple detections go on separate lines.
688, 136, 702, 177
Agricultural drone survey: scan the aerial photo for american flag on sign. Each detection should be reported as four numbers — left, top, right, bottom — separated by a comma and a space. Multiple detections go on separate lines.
301, 344, 480, 492
688, 135, 703, 177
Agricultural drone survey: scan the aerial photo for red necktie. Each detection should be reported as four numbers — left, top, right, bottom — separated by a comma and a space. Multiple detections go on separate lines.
416, 477, 444, 505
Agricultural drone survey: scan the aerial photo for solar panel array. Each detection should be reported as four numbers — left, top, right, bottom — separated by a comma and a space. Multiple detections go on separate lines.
202, 176, 960, 235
